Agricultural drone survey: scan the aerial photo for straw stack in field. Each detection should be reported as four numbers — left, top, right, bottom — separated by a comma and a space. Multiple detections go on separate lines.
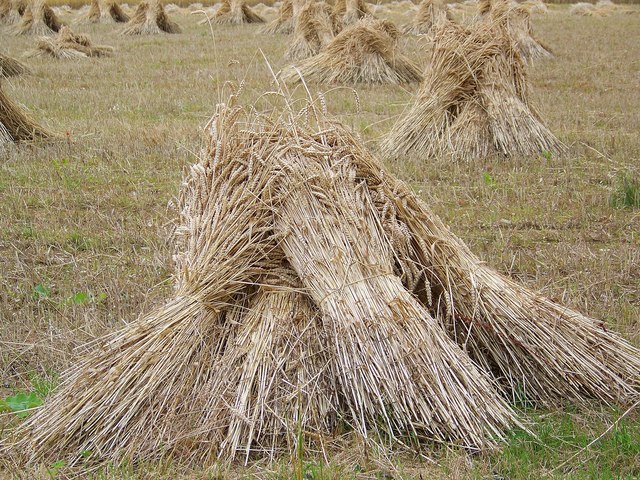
488, 0, 552, 63
282, 17, 423, 84
82, 0, 129, 23
570, 0, 623, 16
331, 0, 372, 29
12, 0, 63, 35
120, 0, 181, 34
211, 0, 265, 24
27, 25, 114, 58
382, 20, 564, 160
260, 0, 294, 33
0, 80, 52, 147
6, 92, 640, 469
285, 1, 334, 60
0, 0, 22, 24
403, 0, 451, 34
0, 52, 30, 77
522, 0, 548, 14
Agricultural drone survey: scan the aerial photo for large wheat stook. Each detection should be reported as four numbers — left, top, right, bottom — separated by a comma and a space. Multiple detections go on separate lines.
0, 80, 52, 147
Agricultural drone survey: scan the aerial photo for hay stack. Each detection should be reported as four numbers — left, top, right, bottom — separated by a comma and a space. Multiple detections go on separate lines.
27, 25, 114, 58
331, 0, 372, 29
285, 1, 334, 60
6, 92, 640, 469
0, 80, 52, 147
282, 17, 423, 85
0, 0, 22, 24
260, 0, 294, 33
382, 20, 564, 160
570, 0, 620, 16
120, 0, 181, 34
211, 0, 265, 24
82, 0, 129, 23
12, 0, 62, 35
0, 52, 30, 78
403, 0, 452, 35
488, 0, 552, 63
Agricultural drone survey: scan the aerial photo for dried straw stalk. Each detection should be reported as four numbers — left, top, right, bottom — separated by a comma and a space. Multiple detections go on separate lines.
382, 20, 565, 160
331, 0, 371, 29
260, 0, 294, 33
282, 17, 423, 85
120, 0, 181, 35
0, 80, 52, 147
212, 0, 265, 25
82, 0, 129, 23
12, 0, 62, 35
0, 52, 30, 78
285, 1, 334, 60
0, 0, 22, 24
403, 0, 452, 35
27, 25, 115, 59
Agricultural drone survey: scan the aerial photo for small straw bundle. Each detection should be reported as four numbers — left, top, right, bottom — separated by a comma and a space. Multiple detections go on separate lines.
382, 20, 565, 160
0, 0, 22, 24
282, 17, 423, 85
570, 0, 622, 16
211, 0, 265, 24
12, 0, 62, 35
27, 25, 114, 59
285, 1, 334, 60
0, 80, 52, 148
331, 0, 372, 29
120, 0, 181, 35
0, 52, 30, 78
260, 0, 294, 33
403, 0, 452, 35
488, 0, 552, 63
82, 0, 129, 23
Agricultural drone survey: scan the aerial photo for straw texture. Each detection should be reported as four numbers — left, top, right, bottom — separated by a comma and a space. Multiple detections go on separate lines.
27, 25, 114, 58
0, 52, 30, 77
120, 0, 181, 35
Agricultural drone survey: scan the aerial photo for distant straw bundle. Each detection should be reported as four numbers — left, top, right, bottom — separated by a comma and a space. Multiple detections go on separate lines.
382, 20, 565, 160
0, 0, 22, 24
12, 0, 62, 35
570, 0, 621, 16
282, 17, 423, 85
0, 80, 52, 147
6, 97, 523, 468
489, 0, 552, 63
212, 0, 265, 24
0, 52, 30, 78
82, 0, 129, 23
285, 1, 334, 60
331, 0, 371, 29
403, 0, 452, 35
27, 25, 114, 58
260, 0, 293, 33
120, 0, 180, 35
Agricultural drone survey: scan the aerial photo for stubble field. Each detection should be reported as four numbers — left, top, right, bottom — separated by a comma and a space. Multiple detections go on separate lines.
1, 3, 639, 478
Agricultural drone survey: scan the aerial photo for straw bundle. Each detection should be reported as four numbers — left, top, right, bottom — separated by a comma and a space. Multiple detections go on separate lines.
83, 0, 129, 23
285, 1, 334, 60
489, 0, 552, 63
403, 0, 451, 34
12, 0, 62, 35
0, 0, 22, 24
211, 0, 265, 24
0, 80, 52, 148
282, 17, 423, 85
0, 52, 30, 78
522, 0, 548, 14
6, 98, 524, 468
120, 0, 181, 35
382, 20, 565, 160
331, 0, 371, 29
27, 25, 114, 58
570, 0, 620, 16
260, 0, 293, 33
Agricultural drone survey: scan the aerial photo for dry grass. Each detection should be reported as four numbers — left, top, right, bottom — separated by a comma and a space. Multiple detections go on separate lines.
0, 5, 639, 479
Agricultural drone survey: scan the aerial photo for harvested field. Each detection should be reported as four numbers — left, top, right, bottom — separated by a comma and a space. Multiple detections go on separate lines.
0, 4, 639, 479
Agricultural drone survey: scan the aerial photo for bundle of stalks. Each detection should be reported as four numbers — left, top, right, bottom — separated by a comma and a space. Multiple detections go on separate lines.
488, 0, 552, 63
570, 0, 620, 16
282, 17, 423, 85
12, 0, 62, 35
0, 0, 22, 24
120, 0, 181, 35
211, 0, 265, 24
402, 0, 452, 35
0, 52, 30, 78
522, 0, 547, 14
82, 0, 129, 23
5, 97, 521, 468
259, 0, 293, 33
382, 20, 564, 160
27, 25, 114, 58
0, 80, 52, 147
331, 0, 372, 29
285, 1, 334, 60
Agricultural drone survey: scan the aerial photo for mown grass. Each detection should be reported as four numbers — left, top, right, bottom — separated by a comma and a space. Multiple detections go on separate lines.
1, 4, 640, 479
